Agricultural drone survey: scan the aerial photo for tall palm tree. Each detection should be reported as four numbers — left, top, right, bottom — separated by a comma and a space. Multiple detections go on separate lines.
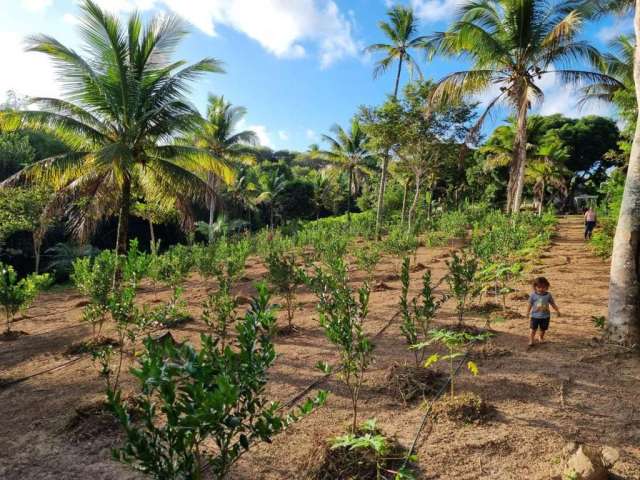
428, 0, 619, 213
188, 95, 257, 243
590, 0, 640, 345
366, 5, 428, 238
321, 119, 374, 221
1, 0, 222, 255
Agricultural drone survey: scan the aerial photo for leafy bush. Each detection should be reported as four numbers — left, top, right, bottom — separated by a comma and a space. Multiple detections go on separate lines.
0, 262, 50, 334
109, 283, 326, 479
265, 247, 304, 331
445, 251, 479, 325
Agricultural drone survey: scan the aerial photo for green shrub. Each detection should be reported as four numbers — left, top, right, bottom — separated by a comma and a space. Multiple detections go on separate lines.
0, 263, 50, 334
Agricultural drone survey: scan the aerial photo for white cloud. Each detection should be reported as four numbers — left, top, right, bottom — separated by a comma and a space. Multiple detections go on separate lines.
21, 0, 53, 12
597, 16, 634, 43
91, 0, 358, 67
278, 130, 289, 141
306, 128, 317, 140
535, 73, 613, 118
62, 13, 80, 24
248, 124, 272, 148
0, 32, 60, 101
411, 0, 462, 23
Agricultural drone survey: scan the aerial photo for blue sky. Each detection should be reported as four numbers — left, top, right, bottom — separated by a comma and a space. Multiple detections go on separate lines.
0, 0, 633, 151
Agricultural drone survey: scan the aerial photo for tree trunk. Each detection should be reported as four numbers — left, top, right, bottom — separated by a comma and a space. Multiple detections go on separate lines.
207, 173, 216, 244
407, 175, 422, 233
149, 219, 155, 247
538, 181, 545, 216
115, 176, 131, 255
511, 92, 529, 213
375, 155, 390, 240
393, 54, 404, 99
400, 178, 409, 226
33, 231, 42, 274
607, 1, 640, 346
347, 168, 353, 222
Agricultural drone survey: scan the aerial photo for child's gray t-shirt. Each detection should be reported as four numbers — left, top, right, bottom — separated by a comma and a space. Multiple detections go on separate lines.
529, 292, 554, 318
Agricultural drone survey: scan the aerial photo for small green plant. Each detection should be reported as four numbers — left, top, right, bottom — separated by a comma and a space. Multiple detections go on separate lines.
445, 251, 479, 325
420, 329, 490, 399
265, 247, 304, 331
477, 261, 523, 312
307, 256, 374, 433
109, 283, 326, 480
399, 257, 443, 368
71, 249, 118, 337
383, 227, 420, 267
0, 262, 50, 335
591, 315, 606, 330
354, 242, 382, 285
330, 419, 416, 480
154, 244, 194, 324
201, 286, 238, 349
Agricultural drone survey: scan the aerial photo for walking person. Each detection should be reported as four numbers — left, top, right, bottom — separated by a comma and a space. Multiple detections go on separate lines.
584, 207, 597, 240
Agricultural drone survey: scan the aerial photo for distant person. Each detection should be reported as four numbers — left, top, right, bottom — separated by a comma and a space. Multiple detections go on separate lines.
584, 207, 597, 240
526, 277, 561, 347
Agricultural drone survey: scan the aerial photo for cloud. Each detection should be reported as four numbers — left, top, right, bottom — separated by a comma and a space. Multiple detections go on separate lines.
597, 16, 634, 43
0, 32, 60, 101
248, 124, 272, 148
306, 129, 317, 140
21, 0, 53, 12
62, 13, 80, 24
278, 130, 289, 141
411, 0, 462, 23
91, 0, 358, 67
535, 73, 613, 118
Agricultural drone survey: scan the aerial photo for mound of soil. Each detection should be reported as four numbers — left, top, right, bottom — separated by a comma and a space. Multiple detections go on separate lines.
64, 335, 120, 356
431, 392, 493, 424
277, 323, 299, 337
384, 363, 446, 404
64, 401, 121, 443
305, 429, 413, 480
372, 281, 393, 292
468, 302, 502, 314
0, 330, 29, 342
445, 323, 487, 336
410, 262, 427, 273
471, 342, 513, 360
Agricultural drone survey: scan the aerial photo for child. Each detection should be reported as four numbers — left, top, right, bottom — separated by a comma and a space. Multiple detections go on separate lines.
526, 277, 560, 346
584, 207, 597, 240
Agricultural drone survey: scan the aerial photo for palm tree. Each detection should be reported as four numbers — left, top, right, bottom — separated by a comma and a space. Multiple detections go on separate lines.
255, 170, 287, 228
321, 119, 374, 221
308, 171, 335, 219
188, 95, 257, 243
590, 0, 640, 345
1, 0, 222, 255
428, 0, 619, 213
526, 138, 570, 214
366, 4, 427, 238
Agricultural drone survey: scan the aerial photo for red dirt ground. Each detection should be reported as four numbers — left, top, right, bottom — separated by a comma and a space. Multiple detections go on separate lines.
1, 216, 639, 479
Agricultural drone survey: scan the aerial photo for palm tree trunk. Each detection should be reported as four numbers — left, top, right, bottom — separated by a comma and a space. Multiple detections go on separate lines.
407, 174, 422, 233
511, 93, 529, 213
538, 181, 544, 216
347, 168, 353, 222
375, 155, 390, 240
401, 178, 409, 226
115, 176, 131, 255
149, 219, 155, 247
607, 1, 640, 346
207, 173, 216, 244
393, 54, 404, 99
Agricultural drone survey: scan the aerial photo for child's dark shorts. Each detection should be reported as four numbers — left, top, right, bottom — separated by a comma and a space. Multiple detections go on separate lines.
530, 316, 550, 331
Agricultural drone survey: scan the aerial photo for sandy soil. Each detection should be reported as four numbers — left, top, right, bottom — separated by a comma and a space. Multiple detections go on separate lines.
1, 215, 639, 480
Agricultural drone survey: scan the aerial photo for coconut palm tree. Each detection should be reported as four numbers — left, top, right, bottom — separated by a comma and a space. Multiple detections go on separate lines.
255, 170, 287, 229
366, 4, 428, 238
0, 0, 222, 255
526, 138, 570, 214
428, 0, 619, 213
188, 95, 257, 243
321, 120, 374, 221
589, 0, 640, 345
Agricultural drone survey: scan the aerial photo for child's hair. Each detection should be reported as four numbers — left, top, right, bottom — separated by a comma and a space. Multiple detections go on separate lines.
533, 277, 550, 289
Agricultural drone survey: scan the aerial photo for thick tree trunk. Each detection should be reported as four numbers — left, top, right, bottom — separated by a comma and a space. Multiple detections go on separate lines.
511, 94, 529, 213
115, 177, 131, 255
607, 2, 640, 346
375, 155, 390, 240
407, 175, 421, 233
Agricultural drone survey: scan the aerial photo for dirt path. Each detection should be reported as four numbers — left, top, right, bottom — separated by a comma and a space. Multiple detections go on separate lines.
1, 216, 639, 479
